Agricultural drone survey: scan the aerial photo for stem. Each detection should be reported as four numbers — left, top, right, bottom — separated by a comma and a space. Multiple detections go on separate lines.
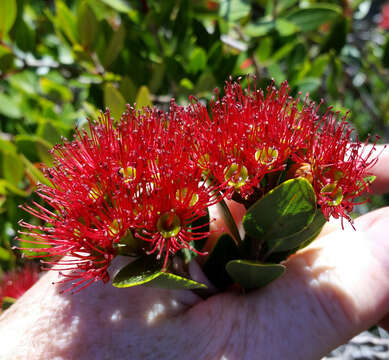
216, 198, 243, 247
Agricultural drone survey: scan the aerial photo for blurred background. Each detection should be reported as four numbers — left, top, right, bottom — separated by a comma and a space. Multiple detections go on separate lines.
0, 0, 388, 348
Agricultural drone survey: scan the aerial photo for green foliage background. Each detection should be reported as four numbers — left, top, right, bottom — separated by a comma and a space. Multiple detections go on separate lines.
0, 0, 388, 274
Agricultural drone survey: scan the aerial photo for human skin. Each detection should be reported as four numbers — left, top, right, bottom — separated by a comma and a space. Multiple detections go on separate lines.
0, 145, 388, 360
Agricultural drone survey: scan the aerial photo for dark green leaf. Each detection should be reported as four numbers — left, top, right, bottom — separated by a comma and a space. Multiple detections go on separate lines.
0, 0, 17, 39
77, 2, 99, 49
320, 16, 350, 54
226, 260, 285, 289
102, 23, 125, 68
270, 209, 326, 252
285, 4, 341, 32
112, 256, 206, 289
383, 37, 389, 69
37, 121, 62, 146
112, 256, 164, 287
1, 296, 16, 311
243, 178, 316, 244
202, 234, 239, 290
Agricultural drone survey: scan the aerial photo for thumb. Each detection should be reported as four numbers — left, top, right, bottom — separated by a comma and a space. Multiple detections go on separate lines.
243, 207, 389, 359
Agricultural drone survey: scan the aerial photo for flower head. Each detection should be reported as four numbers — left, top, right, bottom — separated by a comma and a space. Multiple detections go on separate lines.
191, 79, 319, 200
0, 264, 39, 308
19, 103, 221, 291
291, 114, 378, 223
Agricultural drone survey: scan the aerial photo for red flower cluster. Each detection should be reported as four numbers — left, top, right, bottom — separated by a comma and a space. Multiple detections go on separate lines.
19, 79, 378, 290
379, 4, 389, 30
0, 264, 39, 308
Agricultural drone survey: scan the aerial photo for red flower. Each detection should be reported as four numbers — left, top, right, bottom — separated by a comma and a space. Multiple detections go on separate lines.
379, 4, 389, 30
19, 103, 222, 290
291, 114, 378, 223
0, 264, 39, 308
191, 80, 319, 200
121, 103, 222, 268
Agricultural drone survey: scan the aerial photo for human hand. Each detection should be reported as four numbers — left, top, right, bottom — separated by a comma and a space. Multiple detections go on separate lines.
0, 145, 388, 360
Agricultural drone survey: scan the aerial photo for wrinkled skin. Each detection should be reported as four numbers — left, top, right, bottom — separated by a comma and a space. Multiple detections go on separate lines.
1, 145, 389, 360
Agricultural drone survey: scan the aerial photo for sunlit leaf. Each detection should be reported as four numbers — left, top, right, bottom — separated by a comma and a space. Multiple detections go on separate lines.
226, 260, 285, 289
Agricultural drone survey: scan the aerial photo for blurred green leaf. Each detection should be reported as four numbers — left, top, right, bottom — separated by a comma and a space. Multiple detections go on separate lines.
0, 93, 21, 119
102, 23, 125, 68
1, 150, 24, 186
55, 1, 78, 45
98, 0, 131, 13
77, 2, 99, 50
226, 260, 285, 289
244, 21, 275, 37
383, 37, 389, 69
0, 0, 17, 39
135, 86, 152, 110
275, 19, 299, 36
188, 48, 207, 74
285, 4, 341, 32
220, 0, 250, 22
37, 121, 62, 146
320, 16, 350, 54
1, 296, 16, 311
104, 83, 126, 121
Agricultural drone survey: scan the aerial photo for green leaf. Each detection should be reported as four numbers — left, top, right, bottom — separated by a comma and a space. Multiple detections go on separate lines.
102, 23, 125, 68
0, 44, 14, 73
270, 209, 326, 252
145, 272, 207, 290
1, 296, 16, 311
187, 48, 207, 74
320, 16, 350, 54
275, 19, 299, 36
0, 92, 21, 119
112, 256, 206, 290
77, 2, 99, 49
295, 77, 321, 94
243, 178, 316, 244
104, 83, 126, 121
244, 21, 275, 37
40, 77, 73, 102
56, 1, 78, 45
135, 86, 152, 111
285, 4, 341, 32
21, 155, 52, 187
219, 0, 251, 22
0, 0, 17, 39
35, 138, 54, 166
383, 37, 389, 69
37, 121, 62, 146
98, 0, 131, 13
226, 260, 285, 289
1, 150, 24, 186
202, 234, 239, 290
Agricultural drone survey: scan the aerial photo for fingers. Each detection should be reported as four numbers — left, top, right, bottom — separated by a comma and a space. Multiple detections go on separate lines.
368, 144, 389, 194
242, 206, 389, 359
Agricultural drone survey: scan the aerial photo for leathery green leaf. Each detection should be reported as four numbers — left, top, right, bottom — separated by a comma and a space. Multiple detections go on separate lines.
112, 256, 206, 290
270, 209, 326, 252
226, 260, 285, 289
243, 178, 317, 244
